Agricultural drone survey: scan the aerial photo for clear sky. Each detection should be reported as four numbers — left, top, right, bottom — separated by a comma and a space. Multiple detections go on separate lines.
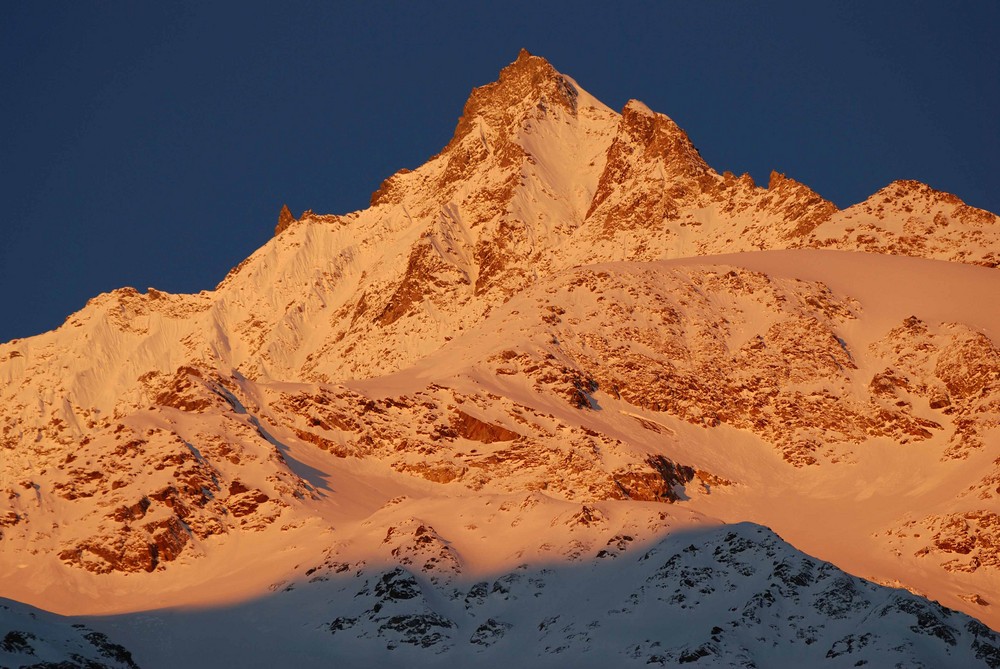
2, 1, 998, 342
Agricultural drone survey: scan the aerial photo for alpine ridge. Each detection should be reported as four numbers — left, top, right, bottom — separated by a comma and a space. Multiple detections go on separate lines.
2, 50, 1000, 667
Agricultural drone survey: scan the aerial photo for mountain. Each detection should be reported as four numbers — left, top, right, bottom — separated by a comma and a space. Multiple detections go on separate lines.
2, 50, 999, 667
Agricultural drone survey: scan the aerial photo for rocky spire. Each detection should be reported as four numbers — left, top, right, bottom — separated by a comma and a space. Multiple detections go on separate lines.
274, 204, 296, 236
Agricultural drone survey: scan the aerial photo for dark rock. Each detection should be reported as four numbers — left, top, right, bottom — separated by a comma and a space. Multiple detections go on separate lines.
274, 204, 296, 236
83, 631, 140, 669
374, 568, 421, 601
378, 613, 454, 648
328, 617, 358, 634
1, 629, 36, 653
470, 618, 512, 646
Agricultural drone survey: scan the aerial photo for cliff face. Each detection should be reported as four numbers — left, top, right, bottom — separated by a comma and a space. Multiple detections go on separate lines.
2, 51, 1000, 658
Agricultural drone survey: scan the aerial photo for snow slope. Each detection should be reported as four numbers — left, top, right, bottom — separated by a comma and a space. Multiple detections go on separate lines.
0, 598, 138, 668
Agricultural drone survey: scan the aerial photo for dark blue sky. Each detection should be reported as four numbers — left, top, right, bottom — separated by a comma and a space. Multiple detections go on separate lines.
2, 2, 998, 342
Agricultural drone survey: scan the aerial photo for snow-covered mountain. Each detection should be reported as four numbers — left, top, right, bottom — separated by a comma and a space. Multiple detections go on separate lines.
2, 50, 1000, 667
0, 598, 139, 669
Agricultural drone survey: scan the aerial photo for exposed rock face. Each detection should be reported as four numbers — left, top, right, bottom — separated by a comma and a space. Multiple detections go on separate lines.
375, 237, 466, 326
450, 409, 520, 443
58, 514, 190, 574
765, 170, 839, 237
497, 264, 968, 467
869, 316, 1000, 460
919, 512, 1000, 573
268, 382, 706, 501
274, 203, 296, 235
452, 49, 580, 144
586, 99, 716, 233
1, 363, 309, 574
611, 456, 696, 502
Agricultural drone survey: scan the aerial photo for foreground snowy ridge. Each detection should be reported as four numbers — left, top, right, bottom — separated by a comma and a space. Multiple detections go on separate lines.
4, 523, 1000, 668
2, 50, 999, 666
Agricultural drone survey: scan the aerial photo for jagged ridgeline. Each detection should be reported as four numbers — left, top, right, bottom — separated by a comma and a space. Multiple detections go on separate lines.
1, 50, 999, 667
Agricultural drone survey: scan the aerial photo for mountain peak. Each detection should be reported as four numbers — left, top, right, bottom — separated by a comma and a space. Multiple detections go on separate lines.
510, 47, 545, 72
446, 50, 579, 149
622, 98, 654, 116
617, 99, 711, 177
369, 51, 591, 210
872, 179, 964, 206
497, 48, 569, 98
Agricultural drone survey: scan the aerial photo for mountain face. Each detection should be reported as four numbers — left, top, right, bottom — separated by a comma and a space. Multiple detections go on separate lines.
2, 49, 1000, 666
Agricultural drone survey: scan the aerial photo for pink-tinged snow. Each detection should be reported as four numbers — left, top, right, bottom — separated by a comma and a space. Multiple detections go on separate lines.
3, 249, 997, 630
1, 50, 1000, 666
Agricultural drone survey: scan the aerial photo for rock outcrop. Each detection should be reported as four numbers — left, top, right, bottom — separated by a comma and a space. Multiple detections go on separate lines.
274, 203, 296, 235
